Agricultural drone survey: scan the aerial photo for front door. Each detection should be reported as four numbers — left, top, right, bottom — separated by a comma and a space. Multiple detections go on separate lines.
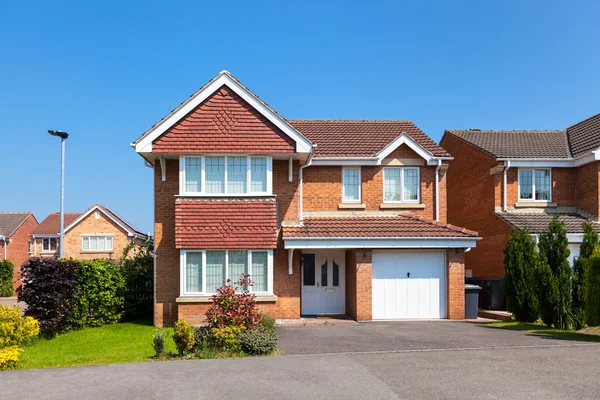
301, 252, 345, 315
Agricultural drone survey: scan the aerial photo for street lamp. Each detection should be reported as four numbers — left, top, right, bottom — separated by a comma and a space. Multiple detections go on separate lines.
48, 130, 68, 258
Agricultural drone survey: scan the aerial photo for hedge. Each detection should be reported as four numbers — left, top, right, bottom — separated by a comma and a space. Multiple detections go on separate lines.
0, 260, 14, 297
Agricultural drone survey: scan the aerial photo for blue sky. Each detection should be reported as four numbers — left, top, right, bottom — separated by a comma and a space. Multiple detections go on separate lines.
1, 1, 598, 234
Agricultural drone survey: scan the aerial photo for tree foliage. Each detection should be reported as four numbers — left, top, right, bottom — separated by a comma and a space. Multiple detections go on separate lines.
586, 246, 600, 326
0, 260, 14, 297
120, 238, 154, 320
572, 220, 598, 329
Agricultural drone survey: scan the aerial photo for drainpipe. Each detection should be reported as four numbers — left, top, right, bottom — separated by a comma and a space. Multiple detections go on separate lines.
502, 161, 511, 212
0, 236, 5, 260
298, 151, 315, 222
435, 159, 442, 222
32, 235, 36, 256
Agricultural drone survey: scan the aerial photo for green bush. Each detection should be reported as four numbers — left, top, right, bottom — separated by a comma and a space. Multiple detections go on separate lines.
69, 259, 125, 328
0, 260, 14, 297
503, 228, 540, 322
572, 221, 598, 329
152, 330, 165, 357
211, 326, 244, 352
238, 327, 277, 355
192, 325, 211, 351
586, 247, 600, 326
173, 319, 195, 355
537, 216, 573, 329
260, 315, 277, 332
120, 239, 154, 321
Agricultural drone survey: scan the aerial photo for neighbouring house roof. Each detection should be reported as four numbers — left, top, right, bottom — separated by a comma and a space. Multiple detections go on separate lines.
65, 204, 147, 237
444, 129, 571, 159
282, 214, 478, 239
567, 112, 600, 158
290, 120, 450, 158
0, 212, 34, 238
31, 213, 82, 235
495, 212, 600, 234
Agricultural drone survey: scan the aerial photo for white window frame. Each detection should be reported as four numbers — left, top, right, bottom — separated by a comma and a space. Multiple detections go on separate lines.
180, 249, 274, 296
342, 167, 362, 204
382, 166, 420, 203
179, 155, 272, 196
42, 238, 58, 252
81, 235, 114, 252
518, 168, 552, 202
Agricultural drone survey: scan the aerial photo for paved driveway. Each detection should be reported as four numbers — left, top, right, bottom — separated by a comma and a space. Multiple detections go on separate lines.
278, 320, 583, 355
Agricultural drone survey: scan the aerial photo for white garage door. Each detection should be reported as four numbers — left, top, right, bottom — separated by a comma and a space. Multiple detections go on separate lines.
372, 250, 446, 319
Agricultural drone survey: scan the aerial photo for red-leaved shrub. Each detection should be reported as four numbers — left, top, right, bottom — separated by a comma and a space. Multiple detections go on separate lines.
205, 274, 262, 329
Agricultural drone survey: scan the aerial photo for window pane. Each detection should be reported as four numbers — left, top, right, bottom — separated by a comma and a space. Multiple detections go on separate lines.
43, 239, 48, 251
519, 170, 533, 200
251, 158, 267, 192
229, 250, 248, 285
106, 236, 113, 250
535, 170, 551, 201
403, 169, 418, 201
251, 251, 268, 292
343, 168, 360, 201
185, 157, 202, 193
205, 156, 225, 193
50, 238, 57, 251
227, 157, 247, 193
186, 252, 202, 293
82, 237, 89, 250
333, 260, 339, 287
321, 261, 328, 287
384, 168, 401, 202
303, 254, 315, 286
206, 250, 226, 293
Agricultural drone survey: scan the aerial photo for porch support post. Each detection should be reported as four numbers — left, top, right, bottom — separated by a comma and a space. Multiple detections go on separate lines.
160, 156, 166, 182
288, 249, 294, 275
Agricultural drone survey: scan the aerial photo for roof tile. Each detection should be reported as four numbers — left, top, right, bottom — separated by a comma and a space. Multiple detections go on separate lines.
495, 212, 599, 233
0, 212, 33, 237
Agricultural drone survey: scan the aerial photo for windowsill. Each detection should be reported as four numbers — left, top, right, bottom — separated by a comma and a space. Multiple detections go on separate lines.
338, 203, 366, 209
515, 201, 557, 208
176, 194, 276, 198
379, 203, 426, 209
176, 295, 278, 303
80, 250, 113, 254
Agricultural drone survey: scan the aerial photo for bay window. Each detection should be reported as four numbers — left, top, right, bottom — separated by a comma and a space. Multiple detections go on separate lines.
519, 168, 551, 201
181, 249, 273, 295
383, 167, 420, 203
342, 167, 361, 203
180, 155, 272, 195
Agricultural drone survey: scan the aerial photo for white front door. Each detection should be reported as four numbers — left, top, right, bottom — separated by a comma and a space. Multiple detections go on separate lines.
301, 252, 345, 315
372, 250, 446, 319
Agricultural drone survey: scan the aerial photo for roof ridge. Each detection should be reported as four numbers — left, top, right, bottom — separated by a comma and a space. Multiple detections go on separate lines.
446, 129, 566, 133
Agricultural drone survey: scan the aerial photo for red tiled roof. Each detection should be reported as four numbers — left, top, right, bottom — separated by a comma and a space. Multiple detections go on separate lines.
175, 198, 278, 249
283, 213, 478, 239
31, 213, 82, 235
289, 120, 450, 158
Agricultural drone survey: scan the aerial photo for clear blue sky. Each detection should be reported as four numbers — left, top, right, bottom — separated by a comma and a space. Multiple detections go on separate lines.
1, 1, 599, 234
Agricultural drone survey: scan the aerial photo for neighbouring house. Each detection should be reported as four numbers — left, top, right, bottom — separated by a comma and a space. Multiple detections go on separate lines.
30, 204, 148, 259
441, 112, 600, 287
0, 212, 38, 294
132, 70, 480, 327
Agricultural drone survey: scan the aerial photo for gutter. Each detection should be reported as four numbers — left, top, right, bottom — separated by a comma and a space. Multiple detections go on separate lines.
502, 160, 511, 212
435, 159, 442, 221
283, 236, 482, 241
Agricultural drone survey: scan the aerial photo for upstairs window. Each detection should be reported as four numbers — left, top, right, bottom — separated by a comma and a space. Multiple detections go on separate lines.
383, 167, 420, 203
180, 156, 272, 195
42, 238, 57, 252
342, 167, 361, 203
519, 168, 551, 201
82, 236, 113, 252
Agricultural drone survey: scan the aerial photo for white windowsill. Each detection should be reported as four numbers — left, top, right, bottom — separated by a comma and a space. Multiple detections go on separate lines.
338, 203, 366, 209
379, 203, 426, 209
176, 295, 278, 303
175, 194, 276, 198
80, 250, 114, 253
515, 201, 557, 208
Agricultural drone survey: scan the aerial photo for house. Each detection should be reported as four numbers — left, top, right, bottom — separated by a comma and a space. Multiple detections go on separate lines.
30, 204, 148, 259
0, 212, 38, 293
441, 113, 600, 284
132, 70, 480, 327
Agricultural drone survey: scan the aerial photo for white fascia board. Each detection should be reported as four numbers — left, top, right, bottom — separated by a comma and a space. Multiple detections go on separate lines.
31, 234, 60, 238
376, 133, 434, 165
134, 72, 312, 154
311, 158, 379, 166
498, 151, 600, 168
64, 205, 134, 236
283, 237, 480, 249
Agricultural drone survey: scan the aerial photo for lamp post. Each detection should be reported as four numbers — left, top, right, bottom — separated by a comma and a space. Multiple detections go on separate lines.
48, 130, 68, 258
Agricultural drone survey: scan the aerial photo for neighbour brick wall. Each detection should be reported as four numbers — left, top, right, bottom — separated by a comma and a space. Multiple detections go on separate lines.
447, 249, 465, 320
31, 237, 58, 258
504, 167, 577, 209
576, 161, 599, 217
2, 214, 38, 293
153, 85, 296, 154
273, 160, 300, 221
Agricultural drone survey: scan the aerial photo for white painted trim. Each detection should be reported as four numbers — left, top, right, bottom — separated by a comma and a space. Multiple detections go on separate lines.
376, 133, 433, 164
435, 160, 442, 222
497, 150, 600, 168
284, 237, 480, 249
503, 161, 510, 212
288, 157, 293, 182
159, 156, 166, 182
382, 166, 420, 204
517, 167, 552, 202
342, 167, 362, 204
288, 249, 294, 275
64, 205, 135, 237
134, 72, 312, 154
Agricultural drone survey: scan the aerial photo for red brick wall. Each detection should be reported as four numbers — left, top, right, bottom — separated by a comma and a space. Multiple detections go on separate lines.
353, 249, 373, 321
1, 215, 38, 294
447, 249, 465, 320
504, 167, 577, 208
576, 161, 599, 217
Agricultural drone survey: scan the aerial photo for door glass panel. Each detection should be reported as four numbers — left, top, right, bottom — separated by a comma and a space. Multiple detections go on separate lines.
333, 260, 339, 287
321, 261, 328, 287
303, 254, 315, 286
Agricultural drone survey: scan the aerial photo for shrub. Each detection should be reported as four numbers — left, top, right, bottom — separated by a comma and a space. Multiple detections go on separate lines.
120, 239, 154, 321
69, 259, 125, 328
0, 260, 14, 297
152, 330, 165, 357
0, 305, 39, 348
0, 346, 22, 370
586, 247, 600, 326
193, 325, 211, 351
572, 220, 598, 329
260, 315, 277, 332
211, 326, 244, 352
503, 228, 540, 322
205, 274, 262, 330
537, 216, 573, 329
238, 326, 277, 355
17, 258, 79, 334
173, 319, 195, 355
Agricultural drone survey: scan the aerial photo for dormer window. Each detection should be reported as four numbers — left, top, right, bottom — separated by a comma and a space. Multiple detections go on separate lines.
519, 168, 551, 201
180, 155, 272, 196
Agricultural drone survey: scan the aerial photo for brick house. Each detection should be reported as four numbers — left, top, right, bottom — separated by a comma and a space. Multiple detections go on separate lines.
441, 113, 600, 284
132, 71, 480, 327
0, 212, 38, 294
30, 204, 148, 259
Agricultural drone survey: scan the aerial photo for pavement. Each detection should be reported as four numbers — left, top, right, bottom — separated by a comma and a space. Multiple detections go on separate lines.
1, 321, 599, 400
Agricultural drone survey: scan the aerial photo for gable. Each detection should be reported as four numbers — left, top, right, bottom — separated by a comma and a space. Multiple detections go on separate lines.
152, 85, 296, 154
383, 144, 423, 160
66, 210, 129, 238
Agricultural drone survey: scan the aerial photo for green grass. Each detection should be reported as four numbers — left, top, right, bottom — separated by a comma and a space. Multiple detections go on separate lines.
19, 321, 176, 369
486, 321, 600, 342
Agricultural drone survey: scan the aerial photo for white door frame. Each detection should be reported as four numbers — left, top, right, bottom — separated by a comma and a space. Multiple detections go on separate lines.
301, 249, 346, 315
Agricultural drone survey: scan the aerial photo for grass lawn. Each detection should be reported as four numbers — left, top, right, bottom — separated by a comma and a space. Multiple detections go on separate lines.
19, 321, 176, 370
486, 321, 600, 342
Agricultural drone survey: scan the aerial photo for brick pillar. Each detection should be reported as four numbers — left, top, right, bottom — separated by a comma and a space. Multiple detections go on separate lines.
447, 249, 465, 320
355, 249, 373, 321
